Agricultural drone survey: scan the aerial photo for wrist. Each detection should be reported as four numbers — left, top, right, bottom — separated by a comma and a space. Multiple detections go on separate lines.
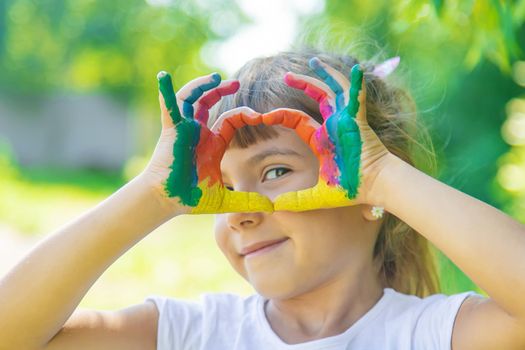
365, 152, 406, 210
132, 172, 188, 219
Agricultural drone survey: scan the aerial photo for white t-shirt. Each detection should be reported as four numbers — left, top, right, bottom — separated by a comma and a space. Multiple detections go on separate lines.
145, 287, 480, 350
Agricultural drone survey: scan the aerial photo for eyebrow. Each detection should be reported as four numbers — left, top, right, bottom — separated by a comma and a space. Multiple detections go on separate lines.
246, 147, 304, 167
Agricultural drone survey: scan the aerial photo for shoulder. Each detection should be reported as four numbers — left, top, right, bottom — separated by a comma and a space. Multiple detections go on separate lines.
378, 288, 481, 349
381, 287, 478, 314
452, 294, 525, 350
44, 302, 159, 350
146, 292, 261, 350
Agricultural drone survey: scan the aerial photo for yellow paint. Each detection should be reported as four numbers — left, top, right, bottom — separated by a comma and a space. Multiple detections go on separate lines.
190, 178, 274, 214
273, 179, 360, 212
189, 177, 361, 214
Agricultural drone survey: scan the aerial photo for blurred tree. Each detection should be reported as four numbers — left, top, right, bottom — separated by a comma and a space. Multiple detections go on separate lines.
297, 0, 525, 295
0, 0, 247, 107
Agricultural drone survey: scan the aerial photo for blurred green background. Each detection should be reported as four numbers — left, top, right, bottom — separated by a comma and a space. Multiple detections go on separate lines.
0, 0, 524, 309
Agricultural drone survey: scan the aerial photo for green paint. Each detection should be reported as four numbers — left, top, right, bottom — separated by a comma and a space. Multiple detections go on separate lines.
164, 119, 202, 206
346, 65, 363, 117
337, 64, 363, 198
157, 71, 182, 124
157, 70, 202, 206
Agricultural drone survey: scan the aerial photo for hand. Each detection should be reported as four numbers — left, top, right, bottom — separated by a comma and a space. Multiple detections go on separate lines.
141, 71, 273, 215
270, 58, 392, 211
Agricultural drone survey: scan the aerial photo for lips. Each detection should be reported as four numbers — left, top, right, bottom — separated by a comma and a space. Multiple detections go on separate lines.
240, 238, 289, 256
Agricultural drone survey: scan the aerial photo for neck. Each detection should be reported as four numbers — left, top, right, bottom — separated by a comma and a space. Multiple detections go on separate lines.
264, 262, 385, 344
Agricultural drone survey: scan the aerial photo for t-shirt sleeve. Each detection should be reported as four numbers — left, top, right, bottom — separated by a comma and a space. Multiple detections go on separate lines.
412, 290, 482, 350
145, 295, 203, 350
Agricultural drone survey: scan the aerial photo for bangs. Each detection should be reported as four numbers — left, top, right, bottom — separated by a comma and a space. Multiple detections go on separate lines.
230, 124, 280, 148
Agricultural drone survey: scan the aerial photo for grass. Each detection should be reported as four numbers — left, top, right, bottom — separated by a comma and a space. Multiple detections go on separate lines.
0, 153, 254, 309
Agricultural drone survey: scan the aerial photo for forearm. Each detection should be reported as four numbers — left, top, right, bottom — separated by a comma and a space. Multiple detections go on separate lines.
0, 174, 175, 349
371, 154, 525, 319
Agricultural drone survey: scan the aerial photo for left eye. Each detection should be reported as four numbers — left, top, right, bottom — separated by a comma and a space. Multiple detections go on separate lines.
263, 167, 290, 181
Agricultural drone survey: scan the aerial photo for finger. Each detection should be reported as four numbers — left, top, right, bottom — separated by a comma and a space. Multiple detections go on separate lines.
219, 189, 274, 213
309, 57, 350, 109
284, 72, 336, 120
176, 72, 222, 119
347, 64, 364, 119
158, 92, 174, 129
194, 79, 240, 125
157, 71, 182, 126
211, 106, 260, 143
273, 181, 353, 212
191, 187, 274, 213
355, 71, 367, 124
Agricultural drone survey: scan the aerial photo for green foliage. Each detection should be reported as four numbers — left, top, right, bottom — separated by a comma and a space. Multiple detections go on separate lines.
0, 153, 253, 307
0, 147, 125, 234
0, 0, 246, 107
297, 0, 525, 295
2, 0, 524, 301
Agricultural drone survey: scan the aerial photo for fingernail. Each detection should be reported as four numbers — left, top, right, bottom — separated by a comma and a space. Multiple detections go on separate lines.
351, 64, 363, 82
211, 72, 221, 82
309, 57, 321, 69
157, 71, 168, 80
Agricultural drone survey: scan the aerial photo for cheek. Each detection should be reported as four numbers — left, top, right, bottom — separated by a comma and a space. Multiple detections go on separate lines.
213, 215, 247, 277
273, 207, 357, 251
213, 214, 230, 254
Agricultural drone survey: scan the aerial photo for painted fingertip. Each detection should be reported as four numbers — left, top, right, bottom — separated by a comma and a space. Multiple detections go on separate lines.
157, 71, 169, 80
283, 71, 294, 82
350, 64, 363, 83
157, 71, 174, 91
351, 64, 362, 75
210, 72, 221, 83
309, 57, 322, 69
283, 72, 300, 88
230, 80, 240, 91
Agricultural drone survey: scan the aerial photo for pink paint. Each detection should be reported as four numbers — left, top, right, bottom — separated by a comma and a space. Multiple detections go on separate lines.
319, 102, 333, 120
313, 128, 340, 185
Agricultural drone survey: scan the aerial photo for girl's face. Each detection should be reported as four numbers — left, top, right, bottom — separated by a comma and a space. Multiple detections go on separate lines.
214, 125, 380, 299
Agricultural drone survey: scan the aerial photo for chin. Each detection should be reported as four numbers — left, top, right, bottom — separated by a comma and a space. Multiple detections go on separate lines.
248, 274, 300, 300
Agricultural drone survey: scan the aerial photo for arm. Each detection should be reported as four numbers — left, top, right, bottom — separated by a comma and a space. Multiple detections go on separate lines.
44, 301, 158, 350
0, 69, 246, 350
0, 174, 174, 350
368, 153, 525, 349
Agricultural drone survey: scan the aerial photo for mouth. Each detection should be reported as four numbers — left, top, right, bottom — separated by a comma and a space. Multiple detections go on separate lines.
242, 238, 290, 258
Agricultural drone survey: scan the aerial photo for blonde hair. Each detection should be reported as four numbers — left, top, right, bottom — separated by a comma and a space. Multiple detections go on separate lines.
208, 47, 441, 297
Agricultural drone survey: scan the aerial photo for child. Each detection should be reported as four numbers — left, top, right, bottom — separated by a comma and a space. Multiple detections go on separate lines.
1, 48, 525, 350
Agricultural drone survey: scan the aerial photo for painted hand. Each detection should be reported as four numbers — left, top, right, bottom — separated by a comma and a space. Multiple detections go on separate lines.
143, 71, 273, 214
270, 58, 391, 211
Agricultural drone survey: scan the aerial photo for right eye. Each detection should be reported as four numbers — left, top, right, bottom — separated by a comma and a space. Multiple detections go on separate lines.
224, 185, 234, 191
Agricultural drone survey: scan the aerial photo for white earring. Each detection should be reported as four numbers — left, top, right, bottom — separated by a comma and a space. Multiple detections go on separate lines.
371, 206, 384, 219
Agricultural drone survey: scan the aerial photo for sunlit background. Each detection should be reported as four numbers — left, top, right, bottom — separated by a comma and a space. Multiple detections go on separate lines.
0, 0, 524, 309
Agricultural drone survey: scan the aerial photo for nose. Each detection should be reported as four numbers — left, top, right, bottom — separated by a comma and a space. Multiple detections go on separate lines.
226, 211, 263, 231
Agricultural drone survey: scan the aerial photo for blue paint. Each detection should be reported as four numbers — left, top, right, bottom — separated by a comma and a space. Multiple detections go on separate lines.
324, 64, 364, 199
182, 73, 222, 119
309, 57, 345, 110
